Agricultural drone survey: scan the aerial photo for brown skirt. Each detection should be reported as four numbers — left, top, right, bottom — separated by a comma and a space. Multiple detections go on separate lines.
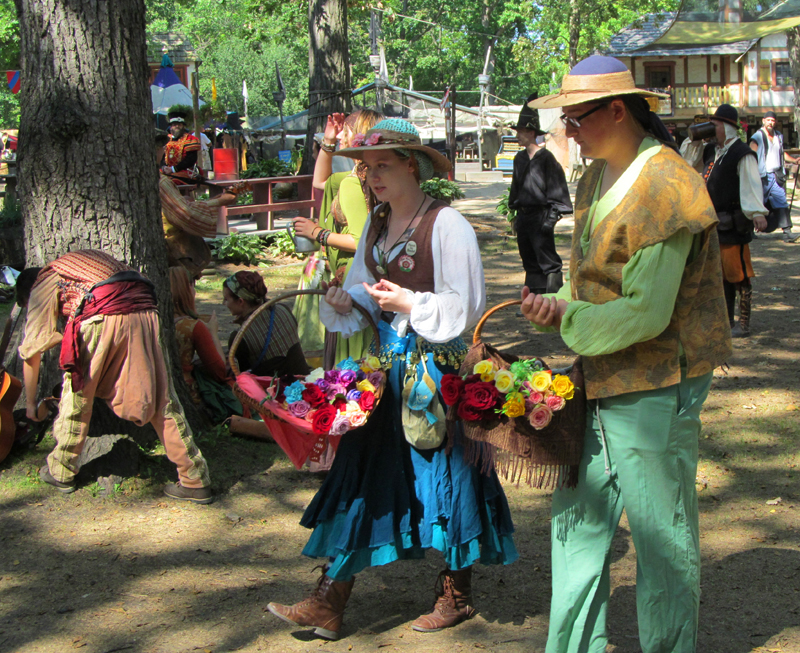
720, 243, 754, 283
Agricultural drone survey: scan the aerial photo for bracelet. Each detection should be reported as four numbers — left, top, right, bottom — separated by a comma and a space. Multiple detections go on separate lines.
320, 141, 337, 153
322, 230, 332, 247
316, 228, 331, 244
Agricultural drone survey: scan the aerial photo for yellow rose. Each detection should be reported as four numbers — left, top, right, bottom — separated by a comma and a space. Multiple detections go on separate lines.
531, 370, 553, 393
494, 369, 515, 394
506, 391, 524, 404
503, 398, 525, 418
365, 356, 381, 371
357, 379, 376, 393
473, 360, 495, 382
552, 374, 575, 400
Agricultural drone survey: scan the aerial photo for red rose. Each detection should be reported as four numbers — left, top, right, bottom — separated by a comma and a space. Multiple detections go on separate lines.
463, 374, 481, 384
463, 381, 500, 411
457, 400, 486, 422
333, 397, 347, 412
311, 404, 337, 435
440, 374, 465, 406
303, 383, 327, 408
358, 390, 375, 412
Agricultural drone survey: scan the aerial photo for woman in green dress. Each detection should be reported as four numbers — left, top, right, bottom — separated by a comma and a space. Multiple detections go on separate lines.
293, 109, 383, 368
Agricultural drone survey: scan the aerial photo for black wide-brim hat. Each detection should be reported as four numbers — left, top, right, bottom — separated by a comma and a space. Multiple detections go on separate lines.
709, 104, 740, 129
513, 94, 546, 135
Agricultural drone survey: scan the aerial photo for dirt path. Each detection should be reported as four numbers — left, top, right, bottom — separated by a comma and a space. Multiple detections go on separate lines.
1, 181, 800, 652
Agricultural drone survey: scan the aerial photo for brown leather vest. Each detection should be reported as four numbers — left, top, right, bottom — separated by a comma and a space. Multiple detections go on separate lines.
363, 200, 448, 293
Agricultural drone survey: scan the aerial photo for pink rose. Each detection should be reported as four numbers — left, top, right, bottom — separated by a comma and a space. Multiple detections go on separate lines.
348, 410, 367, 427
287, 399, 311, 419
367, 371, 383, 389
528, 404, 553, 430
351, 133, 366, 147
529, 391, 544, 404
365, 132, 382, 146
545, 394, 565, 412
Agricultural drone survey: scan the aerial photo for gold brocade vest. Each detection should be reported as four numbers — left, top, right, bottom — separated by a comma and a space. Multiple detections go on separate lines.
570, 146, 732, 400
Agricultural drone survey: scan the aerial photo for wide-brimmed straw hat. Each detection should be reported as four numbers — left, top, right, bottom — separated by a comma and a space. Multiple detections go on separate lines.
529, 56, 669, 110
334, 118, 452, 173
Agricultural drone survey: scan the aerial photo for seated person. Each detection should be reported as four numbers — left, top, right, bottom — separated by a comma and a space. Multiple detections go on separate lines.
223, 271, 310, 378
170, 266, 241, 421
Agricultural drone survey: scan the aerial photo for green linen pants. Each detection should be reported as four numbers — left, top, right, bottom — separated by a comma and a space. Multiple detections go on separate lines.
546, 370, 713, 653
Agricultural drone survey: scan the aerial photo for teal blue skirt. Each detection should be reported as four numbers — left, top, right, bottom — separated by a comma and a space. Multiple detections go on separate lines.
300, 322, 518, 581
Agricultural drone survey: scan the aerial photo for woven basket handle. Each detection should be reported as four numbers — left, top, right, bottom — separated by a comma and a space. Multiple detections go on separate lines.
228, 288, 380, 375
472, 299, 523, 345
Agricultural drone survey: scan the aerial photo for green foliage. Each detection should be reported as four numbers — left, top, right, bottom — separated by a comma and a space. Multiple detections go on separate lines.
167, 103, 193, 116
420, 178, 465, 202
240, 158, 293, 179
265, 230, 307, 260
210, 232, 266, 265
0, 195, 21, 228
496, 188, 516, 224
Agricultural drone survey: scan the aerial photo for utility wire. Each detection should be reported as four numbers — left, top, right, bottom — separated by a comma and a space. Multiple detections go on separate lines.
369, 6, 500, 39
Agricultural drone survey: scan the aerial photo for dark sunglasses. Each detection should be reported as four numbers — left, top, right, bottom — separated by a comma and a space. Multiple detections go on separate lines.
560, 102, 610, 129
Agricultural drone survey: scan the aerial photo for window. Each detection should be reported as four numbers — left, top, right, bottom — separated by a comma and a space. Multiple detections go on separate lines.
643, 62, 675, 90
775, 61, 792, 88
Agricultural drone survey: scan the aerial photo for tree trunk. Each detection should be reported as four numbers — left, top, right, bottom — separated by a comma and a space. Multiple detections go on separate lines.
567, 0, 582, 69
787, 27, 800, 147
14, 0, 206, 476
303, 0, 351, 174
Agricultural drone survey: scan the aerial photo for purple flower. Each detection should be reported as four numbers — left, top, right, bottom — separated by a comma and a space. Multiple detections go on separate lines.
325, 370, 341, 384
332, 383, 348, 397
346, 389, 362, 402
315, 379, 330, 393
356, 370, 366, 381
340, 370, 357, 387
330, 413, 352, 436
287, 400, 311, 419
367, 371, 383, 388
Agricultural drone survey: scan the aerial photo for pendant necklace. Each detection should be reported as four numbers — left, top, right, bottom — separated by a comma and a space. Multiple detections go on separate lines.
376, 194, 427, 275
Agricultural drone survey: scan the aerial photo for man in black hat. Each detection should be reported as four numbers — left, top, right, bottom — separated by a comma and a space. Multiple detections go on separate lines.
508, 94, 572, 296
750, 111, 799, 242
681, 103, 767, 337
160, 108, 201, 179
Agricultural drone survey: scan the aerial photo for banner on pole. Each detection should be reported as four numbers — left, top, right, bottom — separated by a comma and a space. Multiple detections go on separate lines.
6, 71, 20, 94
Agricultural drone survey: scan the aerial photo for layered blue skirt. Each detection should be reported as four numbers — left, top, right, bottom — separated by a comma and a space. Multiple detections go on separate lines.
300, 322, 518, 581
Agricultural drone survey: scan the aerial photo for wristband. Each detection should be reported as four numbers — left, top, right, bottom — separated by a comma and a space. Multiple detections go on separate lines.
320, 141, 337, 153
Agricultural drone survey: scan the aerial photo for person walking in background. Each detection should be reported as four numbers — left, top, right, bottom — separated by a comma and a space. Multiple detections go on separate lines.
526, 56, 731, 653
508, 94, 573, 295
749, 110, 799, 242
681, 104, 768, 338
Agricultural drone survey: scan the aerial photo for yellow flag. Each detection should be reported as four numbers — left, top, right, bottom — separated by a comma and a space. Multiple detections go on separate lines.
211, 78, 217, 102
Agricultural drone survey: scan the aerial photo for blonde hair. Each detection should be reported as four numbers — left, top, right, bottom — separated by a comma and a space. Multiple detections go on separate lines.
169, 266, 197, 318
343, 109, 383, 147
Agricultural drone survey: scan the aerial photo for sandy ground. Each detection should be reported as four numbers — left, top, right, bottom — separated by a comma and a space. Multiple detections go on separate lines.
1, 180, 800, 653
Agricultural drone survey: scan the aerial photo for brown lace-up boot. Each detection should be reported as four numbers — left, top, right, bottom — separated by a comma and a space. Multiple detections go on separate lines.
267, 568, 355, 640
411, 567, 477, 632
731, 280, 752, 338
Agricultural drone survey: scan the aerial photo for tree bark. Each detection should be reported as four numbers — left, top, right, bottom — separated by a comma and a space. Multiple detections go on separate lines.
303, 0, 351, 174
14, 0, 206, 472
787, 27, 800, 146
567, 0, 582, 69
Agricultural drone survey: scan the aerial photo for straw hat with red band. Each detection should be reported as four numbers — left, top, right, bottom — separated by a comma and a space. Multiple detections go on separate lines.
528, 55, 669, 110
334, 118, 452, 175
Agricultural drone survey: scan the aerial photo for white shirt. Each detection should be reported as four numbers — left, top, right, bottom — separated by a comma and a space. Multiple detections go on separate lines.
319, 206, 486, 342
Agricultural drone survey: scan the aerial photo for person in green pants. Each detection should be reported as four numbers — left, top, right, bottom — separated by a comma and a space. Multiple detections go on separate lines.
523, 55, 732, 652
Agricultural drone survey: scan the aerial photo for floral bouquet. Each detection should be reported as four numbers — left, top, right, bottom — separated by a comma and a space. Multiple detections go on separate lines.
262, 356, 385, 436
441, 358, 575, 430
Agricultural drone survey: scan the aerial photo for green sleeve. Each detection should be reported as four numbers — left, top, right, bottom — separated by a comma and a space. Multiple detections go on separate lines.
560, 228, 694, 356
319, 172, 349, 230
335, 175, 369, 244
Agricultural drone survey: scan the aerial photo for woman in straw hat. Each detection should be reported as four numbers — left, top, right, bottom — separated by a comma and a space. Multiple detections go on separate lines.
522, 56, 731, 652
266, 118, 517, 640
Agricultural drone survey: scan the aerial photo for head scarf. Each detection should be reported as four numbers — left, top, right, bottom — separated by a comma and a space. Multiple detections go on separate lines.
224, 274, 264, 305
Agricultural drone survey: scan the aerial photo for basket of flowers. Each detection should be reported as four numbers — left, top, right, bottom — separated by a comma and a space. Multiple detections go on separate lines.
443, 299, 586, 488
230, 289, 385, 469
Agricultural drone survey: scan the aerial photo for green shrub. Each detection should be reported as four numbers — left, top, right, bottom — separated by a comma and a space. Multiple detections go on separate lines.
420, 177, 465, 202
264, 229, 307, 259
496, 188, 516, 224
210, 232, 266, 265
240, 158, 293, 179
0, 196, 21, 229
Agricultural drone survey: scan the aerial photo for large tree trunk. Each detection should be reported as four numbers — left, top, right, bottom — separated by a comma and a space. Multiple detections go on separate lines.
787, 27, 800, 147
567, 0, 582, 69
14, 0, 205, 479
303, 0, 351, 174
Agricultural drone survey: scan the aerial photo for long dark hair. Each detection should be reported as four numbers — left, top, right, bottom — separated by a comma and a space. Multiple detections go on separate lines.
619, 95, 677, 151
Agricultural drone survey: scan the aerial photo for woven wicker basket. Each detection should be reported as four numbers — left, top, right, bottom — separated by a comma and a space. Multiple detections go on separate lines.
229, 289, 385, 465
